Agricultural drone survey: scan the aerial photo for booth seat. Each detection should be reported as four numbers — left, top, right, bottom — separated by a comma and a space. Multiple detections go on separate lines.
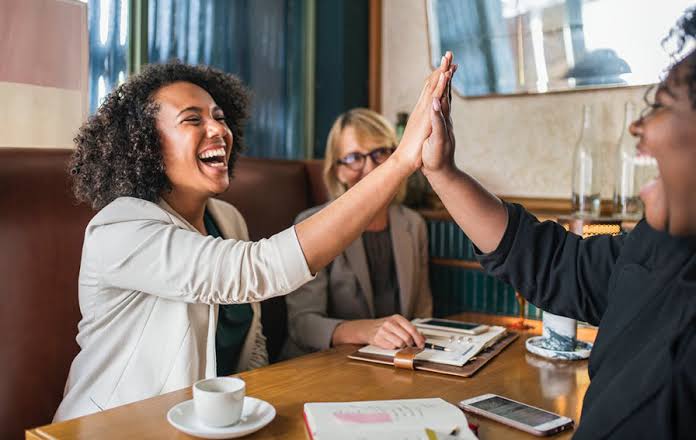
0, 147, 328, 440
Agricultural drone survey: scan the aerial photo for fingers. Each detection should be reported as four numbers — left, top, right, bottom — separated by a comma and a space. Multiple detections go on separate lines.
387, 315, 425, 347
373, 315, 425, 349
425, 52, 451, 95
432, 71, 448, 101
442, 64, 455, 117
430, 96, 447, 148
396, 316, 426, 347
375, 328, 408, 349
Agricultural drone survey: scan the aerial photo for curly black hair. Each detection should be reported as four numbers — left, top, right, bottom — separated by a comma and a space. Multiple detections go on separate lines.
664, 6, 696, 108
69, 62, 250, 210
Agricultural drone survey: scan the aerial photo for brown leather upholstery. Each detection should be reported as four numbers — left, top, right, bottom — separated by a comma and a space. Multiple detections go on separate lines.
0, 148, 327, 439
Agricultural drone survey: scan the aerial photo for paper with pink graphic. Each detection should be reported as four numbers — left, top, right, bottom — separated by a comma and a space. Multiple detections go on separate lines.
303, 398, 478, 440
333, 410, 393, 424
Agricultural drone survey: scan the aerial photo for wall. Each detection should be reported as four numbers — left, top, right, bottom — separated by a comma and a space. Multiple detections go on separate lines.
0, 0, 88, 149
381, 0, 650, 199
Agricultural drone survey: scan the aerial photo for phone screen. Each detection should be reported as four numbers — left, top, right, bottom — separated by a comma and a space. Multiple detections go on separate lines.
421, 319, 480, 330
469, 396, 560, 426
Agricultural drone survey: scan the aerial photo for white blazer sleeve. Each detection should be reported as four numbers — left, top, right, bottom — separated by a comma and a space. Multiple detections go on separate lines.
88, 203, 314, 304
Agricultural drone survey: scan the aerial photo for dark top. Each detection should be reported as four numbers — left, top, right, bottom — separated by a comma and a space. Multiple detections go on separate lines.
477, 203, 696, 439
363, 228, 401, 317
204, 211, 253, 376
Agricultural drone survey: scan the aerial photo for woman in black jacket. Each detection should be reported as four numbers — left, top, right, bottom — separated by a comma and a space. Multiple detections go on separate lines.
423, 9, 696, 439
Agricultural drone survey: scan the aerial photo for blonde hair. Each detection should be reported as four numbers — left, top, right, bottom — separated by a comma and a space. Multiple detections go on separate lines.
322, 108, 407, 203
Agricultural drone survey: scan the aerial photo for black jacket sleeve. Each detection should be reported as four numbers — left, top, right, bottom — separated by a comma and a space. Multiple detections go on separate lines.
476, 203, 625, 325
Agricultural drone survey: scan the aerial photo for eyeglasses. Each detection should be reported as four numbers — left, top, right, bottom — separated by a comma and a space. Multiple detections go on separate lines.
336, 146, 396, 171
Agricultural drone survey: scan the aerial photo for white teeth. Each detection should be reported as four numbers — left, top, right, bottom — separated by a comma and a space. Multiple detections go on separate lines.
634, 155, 657, 166
197, 147, 226, 160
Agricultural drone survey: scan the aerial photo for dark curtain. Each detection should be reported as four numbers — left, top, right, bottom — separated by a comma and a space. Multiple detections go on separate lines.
148, 0, 307, 158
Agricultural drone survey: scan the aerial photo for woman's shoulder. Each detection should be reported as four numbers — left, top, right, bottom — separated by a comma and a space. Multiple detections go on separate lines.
89, 197, 171, 227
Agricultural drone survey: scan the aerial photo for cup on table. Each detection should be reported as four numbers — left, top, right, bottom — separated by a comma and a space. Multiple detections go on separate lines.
541, 312, 577, 352
193, 377, 245, 427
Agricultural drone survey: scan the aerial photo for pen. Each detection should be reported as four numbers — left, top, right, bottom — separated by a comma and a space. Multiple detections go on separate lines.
424, 342, 453, 352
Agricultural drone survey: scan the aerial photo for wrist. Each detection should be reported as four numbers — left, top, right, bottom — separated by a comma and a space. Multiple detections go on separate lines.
423, 162, 459, 182
391, 147, 420, 176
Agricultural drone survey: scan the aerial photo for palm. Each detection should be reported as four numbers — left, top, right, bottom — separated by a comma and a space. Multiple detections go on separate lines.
422, 70, 455, 174
396, 53, 454, 172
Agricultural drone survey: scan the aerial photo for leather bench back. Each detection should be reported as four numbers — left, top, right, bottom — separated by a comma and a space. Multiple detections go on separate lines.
0, 148, 327, 439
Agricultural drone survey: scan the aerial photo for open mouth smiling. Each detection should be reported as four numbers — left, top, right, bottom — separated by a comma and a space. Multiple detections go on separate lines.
197, 146, 227, 169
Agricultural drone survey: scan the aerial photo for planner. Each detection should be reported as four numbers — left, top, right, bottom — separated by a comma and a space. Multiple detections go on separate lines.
303, 398, 477, 440
348, 327, 518, 378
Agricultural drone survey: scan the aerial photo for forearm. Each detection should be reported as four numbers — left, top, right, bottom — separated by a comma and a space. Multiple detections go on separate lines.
425, 166, 508, 254
296, 156, 412, 273
331, 320, 370, 346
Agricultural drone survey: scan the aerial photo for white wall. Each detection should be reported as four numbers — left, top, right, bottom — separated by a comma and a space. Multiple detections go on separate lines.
381, 0, 650, 199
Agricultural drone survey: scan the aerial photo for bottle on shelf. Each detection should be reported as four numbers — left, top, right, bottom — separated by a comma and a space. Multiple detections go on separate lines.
395, 112, 409, 140
571, 104, 603, 218
612, 101, 658, 219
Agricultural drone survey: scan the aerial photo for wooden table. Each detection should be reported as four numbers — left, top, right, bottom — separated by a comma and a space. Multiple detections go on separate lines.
27, 313, 596, 439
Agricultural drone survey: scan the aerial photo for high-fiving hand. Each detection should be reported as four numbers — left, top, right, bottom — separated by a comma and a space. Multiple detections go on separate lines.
393, 52, 456, 174
423, 52, 457, 176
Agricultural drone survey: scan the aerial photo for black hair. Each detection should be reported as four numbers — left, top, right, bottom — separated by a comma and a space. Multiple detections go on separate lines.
664, 6, 696, 108
69, 62, 250, 210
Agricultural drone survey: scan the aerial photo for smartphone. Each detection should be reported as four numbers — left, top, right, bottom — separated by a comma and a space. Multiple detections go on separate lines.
459, 394, 574, 436
413, 318, 489, 335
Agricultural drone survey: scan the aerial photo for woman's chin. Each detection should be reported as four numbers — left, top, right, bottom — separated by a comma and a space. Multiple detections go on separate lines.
640, 176, 667, 231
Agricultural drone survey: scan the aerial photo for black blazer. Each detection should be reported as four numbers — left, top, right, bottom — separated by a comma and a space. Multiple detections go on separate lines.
477, 203, 696, 439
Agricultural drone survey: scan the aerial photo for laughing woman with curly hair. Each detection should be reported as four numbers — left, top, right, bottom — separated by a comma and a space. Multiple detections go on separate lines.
54, 58, 456, 421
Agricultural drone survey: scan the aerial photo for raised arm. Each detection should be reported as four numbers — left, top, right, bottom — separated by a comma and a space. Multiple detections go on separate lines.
421, 66, 507, 254
296, 54, 455, 274
422, 67, 623, 324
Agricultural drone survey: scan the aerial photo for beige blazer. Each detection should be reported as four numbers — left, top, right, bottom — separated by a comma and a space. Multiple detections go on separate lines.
282, 204, 432, 358
54, 197, 313, 421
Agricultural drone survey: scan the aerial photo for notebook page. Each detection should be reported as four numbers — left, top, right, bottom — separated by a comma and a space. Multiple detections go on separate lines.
358, 326, 507, 366
304, 398, 476, 440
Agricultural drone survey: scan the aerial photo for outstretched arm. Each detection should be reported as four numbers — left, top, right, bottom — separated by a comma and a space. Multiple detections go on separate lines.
296, 53, 455, 274
422, 69, 622, 323
421, 67, 508, 254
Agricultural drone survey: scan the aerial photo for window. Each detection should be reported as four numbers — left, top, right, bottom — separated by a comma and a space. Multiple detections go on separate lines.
87, 0, 311, 159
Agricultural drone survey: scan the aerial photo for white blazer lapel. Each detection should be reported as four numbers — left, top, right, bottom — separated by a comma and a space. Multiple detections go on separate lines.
389, 205, 414, 317
157, 198, 200, 232
344, 237, 375, 317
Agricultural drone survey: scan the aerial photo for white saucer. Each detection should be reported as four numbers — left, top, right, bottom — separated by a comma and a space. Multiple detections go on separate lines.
167, 396, 275, 439
525, 336, 592, 361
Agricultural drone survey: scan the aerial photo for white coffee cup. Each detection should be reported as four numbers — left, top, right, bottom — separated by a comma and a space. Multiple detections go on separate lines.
193, 377, 245, 427
541, 312, 577, 352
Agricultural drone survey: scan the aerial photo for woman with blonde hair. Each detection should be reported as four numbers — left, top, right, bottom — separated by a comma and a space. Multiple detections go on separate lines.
282, 108, 433, 358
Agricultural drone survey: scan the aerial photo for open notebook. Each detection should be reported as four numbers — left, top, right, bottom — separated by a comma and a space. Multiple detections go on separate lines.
357, 325, 508, 367
303, 398, 477, 440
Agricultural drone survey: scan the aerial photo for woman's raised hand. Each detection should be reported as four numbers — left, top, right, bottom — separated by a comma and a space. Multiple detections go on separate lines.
392, 52, 455, 174
423, 58, 457, 176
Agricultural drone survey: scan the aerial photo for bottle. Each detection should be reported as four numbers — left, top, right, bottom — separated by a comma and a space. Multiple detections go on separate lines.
396, 111, 433, 209
395, 112, 409, 140
613, 102, 640, 218
571, 104, 602, 218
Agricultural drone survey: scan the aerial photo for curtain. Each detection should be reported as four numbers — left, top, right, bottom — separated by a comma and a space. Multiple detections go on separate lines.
148, 0, 307, 158
87, 0, 307, 159
88, 0, 129, 112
